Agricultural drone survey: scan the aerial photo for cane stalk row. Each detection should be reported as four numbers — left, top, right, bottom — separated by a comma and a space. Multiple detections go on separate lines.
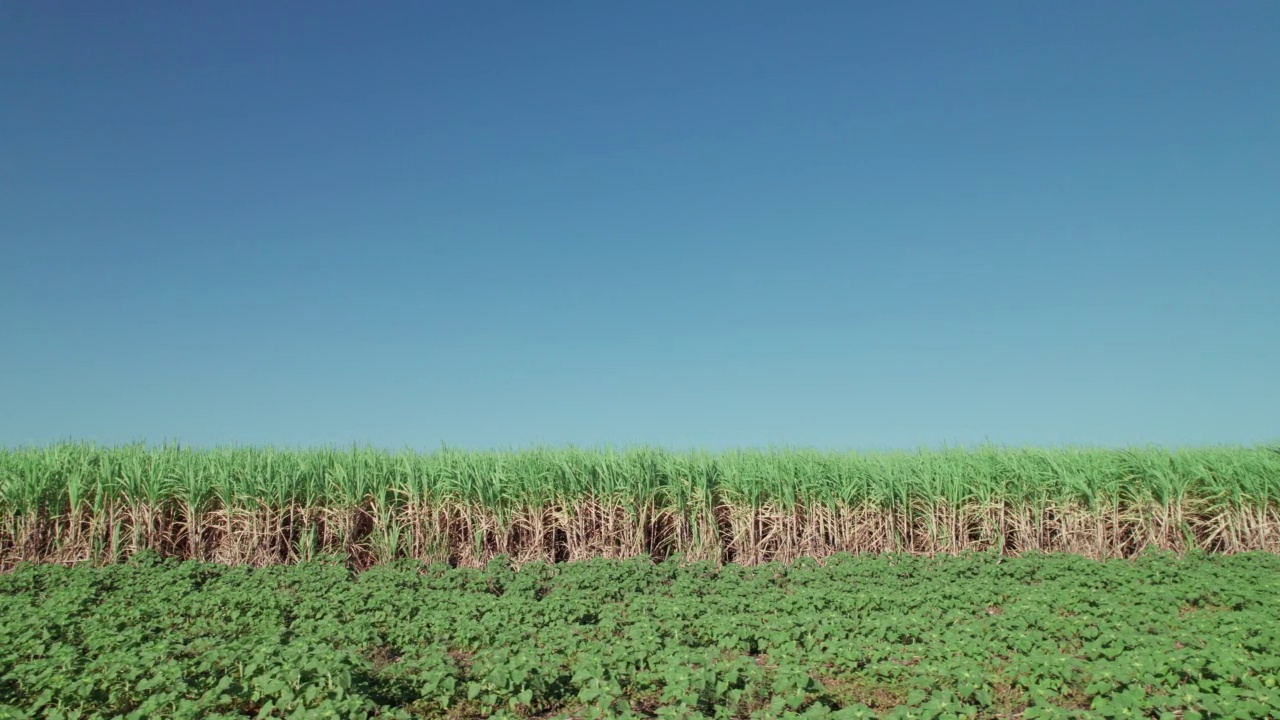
3, 444, 1278, 568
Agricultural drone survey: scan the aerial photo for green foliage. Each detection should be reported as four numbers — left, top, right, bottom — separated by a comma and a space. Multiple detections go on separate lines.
4, 442, 1278, 513
3, 551, 1280, 717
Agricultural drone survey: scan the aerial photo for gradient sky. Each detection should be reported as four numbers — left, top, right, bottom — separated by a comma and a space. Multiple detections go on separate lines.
2, 2, 1277, 451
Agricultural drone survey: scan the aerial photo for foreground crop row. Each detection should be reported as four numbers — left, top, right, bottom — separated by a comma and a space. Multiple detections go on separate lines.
3, 552, 1280, 718
3, 444, 1279, 566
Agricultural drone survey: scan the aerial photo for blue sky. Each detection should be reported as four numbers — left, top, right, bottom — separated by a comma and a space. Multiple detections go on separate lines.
2, 2, 1277, 450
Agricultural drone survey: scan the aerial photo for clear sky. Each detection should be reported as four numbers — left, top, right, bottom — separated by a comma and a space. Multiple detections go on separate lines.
2, 2, 1277, 451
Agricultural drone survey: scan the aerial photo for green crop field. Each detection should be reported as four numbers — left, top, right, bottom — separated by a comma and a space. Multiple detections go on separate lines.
3, 551, 1279, 718
2, 444, 1279, 569
4, 445, 1280, 718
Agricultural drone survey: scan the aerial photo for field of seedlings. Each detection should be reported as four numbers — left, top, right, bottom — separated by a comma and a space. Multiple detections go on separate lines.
2, 445, 1279, 569
3, 551, 1280, 718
